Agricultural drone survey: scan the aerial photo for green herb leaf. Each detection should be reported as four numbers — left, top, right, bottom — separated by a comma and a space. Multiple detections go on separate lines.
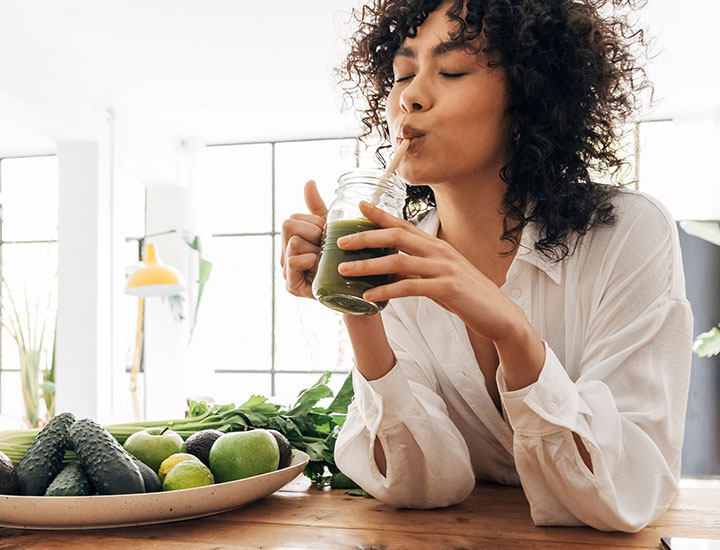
327, 371, 353, 413
287, 371, 333, 417
188, 400, 209, 417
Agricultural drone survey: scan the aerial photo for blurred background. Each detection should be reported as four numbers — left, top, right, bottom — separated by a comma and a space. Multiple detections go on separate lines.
0, 1, 717, 478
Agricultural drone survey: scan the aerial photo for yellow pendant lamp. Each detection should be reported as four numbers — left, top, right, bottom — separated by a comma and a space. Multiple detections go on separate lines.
125, 243, 186, 421
125, 243, 185, 297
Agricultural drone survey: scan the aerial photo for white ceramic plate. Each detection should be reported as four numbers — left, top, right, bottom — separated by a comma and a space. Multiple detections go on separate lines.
0, 450, 309, 530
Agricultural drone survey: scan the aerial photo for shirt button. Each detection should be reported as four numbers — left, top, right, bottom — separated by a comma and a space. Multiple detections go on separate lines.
511, 288, 522, 299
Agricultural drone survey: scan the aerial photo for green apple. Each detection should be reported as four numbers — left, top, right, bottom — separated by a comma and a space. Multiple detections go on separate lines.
209, 429, 280, 483
123, 427, 186, 472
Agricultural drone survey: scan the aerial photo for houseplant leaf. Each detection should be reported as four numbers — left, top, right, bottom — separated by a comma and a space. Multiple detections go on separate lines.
693, 327, 720, 357
679, 221, 720, 246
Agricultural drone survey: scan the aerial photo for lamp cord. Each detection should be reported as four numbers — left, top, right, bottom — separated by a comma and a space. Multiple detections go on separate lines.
130, 297, 144, 421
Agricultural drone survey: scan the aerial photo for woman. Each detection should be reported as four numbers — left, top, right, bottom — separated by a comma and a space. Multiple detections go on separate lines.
280, 0, 693, 532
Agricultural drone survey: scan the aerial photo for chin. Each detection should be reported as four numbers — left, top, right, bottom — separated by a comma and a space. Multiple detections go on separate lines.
397, 163, 445, 187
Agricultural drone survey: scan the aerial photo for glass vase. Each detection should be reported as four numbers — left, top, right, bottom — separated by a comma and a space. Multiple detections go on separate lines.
19, 348, 41, 428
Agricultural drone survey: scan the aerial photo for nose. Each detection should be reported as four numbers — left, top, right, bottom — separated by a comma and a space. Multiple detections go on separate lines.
398, 73, 432, 113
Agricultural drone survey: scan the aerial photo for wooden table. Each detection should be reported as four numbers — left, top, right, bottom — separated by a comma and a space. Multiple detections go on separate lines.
1, 476, 718, 550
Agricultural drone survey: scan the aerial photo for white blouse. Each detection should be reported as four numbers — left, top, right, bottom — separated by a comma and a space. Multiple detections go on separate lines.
334, 188, 694, 532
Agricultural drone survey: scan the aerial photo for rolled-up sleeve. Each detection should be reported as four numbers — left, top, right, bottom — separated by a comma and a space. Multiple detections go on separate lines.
334, 311, 475, 509
497, 198, 693, 532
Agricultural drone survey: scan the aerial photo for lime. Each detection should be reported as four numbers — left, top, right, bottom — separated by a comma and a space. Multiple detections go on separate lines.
162, 460, 214, 491
158, 453, 201, 482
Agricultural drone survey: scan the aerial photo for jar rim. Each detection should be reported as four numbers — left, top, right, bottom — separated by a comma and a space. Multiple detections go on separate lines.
337, 168, 407, 193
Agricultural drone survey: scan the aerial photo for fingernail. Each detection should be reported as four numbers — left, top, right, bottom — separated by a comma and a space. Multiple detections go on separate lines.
337, 236, 349, 246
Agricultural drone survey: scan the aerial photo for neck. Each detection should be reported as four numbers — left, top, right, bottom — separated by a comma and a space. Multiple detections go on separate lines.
431, 174, 517, 285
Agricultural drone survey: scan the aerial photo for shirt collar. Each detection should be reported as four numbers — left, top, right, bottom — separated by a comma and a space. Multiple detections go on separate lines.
414, 207, 563, 286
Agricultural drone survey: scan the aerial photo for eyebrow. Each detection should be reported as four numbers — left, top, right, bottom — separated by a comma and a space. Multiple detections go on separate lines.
394, 40, 464, 59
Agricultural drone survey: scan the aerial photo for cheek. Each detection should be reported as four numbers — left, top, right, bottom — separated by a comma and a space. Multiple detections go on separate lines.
385, 91, 402, 133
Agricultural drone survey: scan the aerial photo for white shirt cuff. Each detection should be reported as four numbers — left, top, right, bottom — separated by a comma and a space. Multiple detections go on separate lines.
497, 342, 585, 436
352, 361, 417, 430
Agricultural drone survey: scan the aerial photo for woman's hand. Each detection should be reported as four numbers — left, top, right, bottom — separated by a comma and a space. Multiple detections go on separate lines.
279, 180, 327, 299
337, 201, 525, 343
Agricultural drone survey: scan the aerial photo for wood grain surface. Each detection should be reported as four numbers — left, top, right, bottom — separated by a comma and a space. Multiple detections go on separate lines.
1, 477, 718, 550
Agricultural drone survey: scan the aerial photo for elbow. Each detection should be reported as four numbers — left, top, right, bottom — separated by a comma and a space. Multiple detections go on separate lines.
380, 466, 476, 510
335, 437, 475, 510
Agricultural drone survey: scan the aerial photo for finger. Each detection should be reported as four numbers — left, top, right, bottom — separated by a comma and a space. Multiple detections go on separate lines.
358, 201, 418, 231
290, 212, 325, 228
287, 252, 318, 273
285, 253, 317, 298
286, 235, 320, 257
362, 278, 429, 302
338, 253, 442, 279
304, 180, 328, 218
281, 218, 324, 267
337, 227, 431, 258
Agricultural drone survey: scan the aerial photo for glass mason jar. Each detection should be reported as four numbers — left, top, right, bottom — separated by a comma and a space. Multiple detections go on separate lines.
312, 168, 407, 315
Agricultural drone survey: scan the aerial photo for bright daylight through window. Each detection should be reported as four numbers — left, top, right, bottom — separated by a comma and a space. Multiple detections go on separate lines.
0, 124, 680, 422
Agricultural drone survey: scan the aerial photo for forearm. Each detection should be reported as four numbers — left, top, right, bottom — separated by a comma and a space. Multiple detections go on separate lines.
493, 312, 592, 471
343, 313, 395, 381
493, 310, 545, 391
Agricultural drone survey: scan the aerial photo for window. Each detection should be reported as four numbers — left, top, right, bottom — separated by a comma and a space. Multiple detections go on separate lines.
188, 138, 359, 407
190, 127, 691, 408
0, 155, 58, 425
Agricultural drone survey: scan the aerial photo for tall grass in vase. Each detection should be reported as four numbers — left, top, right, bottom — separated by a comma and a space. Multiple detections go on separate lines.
1, 275, 56, 428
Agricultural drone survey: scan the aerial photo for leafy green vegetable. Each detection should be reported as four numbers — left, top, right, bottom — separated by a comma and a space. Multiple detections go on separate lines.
0, 371, 355, 489
345, 487, 374, 498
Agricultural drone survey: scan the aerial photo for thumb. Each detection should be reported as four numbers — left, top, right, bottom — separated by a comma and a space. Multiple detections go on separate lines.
304, 180, 328, 218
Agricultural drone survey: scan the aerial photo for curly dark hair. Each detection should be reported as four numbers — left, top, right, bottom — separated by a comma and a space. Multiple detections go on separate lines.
339, 0, 651, 262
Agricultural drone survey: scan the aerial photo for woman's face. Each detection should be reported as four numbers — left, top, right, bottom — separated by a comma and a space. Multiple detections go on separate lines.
386, 3, 511, 186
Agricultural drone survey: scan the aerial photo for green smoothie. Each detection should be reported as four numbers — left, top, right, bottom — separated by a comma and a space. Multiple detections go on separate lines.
312, 218, 396, 315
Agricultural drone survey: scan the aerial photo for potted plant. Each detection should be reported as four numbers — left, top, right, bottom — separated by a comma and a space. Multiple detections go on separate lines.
1, 274, 56, 428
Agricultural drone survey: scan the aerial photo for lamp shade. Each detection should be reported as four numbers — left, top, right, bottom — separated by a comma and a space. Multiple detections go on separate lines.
125, 243, 185, 297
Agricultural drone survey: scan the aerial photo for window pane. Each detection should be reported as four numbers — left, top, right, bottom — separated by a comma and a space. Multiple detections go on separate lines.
639, 117, 720, 220
0, 371, 23, 420
0, 242, 57, 424
273, 236, 354, 373
1, 156, 58, 241
186, 236, 272, 372
197, 144, 272, 234
275, 139, 356, 229
356, 134, 387, 170
1, 242, 57, 365
209, 373, 271, 405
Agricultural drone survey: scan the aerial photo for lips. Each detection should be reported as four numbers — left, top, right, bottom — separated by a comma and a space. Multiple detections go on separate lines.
398, 125, 426, 140
395, 125, 426, 156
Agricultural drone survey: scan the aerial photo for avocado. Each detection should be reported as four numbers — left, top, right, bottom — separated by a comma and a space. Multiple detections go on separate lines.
131, 456, 162, 492
184, 429, 223, 467
0, 450, 19, 495
267, 429, 292, 469
16, 412, 76, 495
69, 418, 145, 495
45, 462, 93, 496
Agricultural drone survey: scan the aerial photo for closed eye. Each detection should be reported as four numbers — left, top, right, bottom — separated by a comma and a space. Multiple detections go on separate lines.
441, 72, 467, 79
394, 75, 413, 83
